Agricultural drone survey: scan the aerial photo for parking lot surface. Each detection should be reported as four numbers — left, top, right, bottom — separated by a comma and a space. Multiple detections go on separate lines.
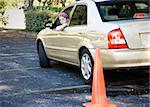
0, 30, 149, 107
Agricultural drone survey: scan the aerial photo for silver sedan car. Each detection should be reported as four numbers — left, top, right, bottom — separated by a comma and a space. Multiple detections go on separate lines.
36, 0, 150, 83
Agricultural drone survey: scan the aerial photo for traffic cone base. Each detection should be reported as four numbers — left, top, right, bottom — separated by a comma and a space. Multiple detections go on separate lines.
82, 48, 117, 107
83, 101, 117, 107
83, 98, 116, 107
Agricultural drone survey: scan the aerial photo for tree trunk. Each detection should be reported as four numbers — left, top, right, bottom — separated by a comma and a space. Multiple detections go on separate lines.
60, 0, 66, 7
27, 0, 34, 10
43, 0, 47, 7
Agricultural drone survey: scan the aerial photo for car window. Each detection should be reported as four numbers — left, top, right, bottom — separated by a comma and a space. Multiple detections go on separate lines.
69, 5, 87, 26
96, 0, 150, 21
52, 6, 74, 29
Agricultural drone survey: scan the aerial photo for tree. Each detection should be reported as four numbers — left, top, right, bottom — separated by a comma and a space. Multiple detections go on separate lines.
0, 0, 7, 9
42, 0, 47, 7
27, 0, 34, 10
11, 0, 18, 7
37, 0, 48, 7
37, 0, 42, 5
38, 0, 42, 2
0, 0, 7, 13
0, 0, 18, 13
37, 0, 67, 7
60, 0, 66, 7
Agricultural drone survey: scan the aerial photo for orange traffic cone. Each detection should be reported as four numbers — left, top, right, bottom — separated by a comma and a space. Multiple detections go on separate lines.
83, 48, 117, 107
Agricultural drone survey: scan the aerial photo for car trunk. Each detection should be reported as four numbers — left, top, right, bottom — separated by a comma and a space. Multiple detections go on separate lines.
118, 19, 150, 49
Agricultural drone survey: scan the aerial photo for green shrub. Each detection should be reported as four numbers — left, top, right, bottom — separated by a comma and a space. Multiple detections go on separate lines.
25, 5, 63, 32
25, 11, 56, 32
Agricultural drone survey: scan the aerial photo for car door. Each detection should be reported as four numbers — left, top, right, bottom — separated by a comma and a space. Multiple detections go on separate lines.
57, 4, 88, 64
44, 6, 75, 59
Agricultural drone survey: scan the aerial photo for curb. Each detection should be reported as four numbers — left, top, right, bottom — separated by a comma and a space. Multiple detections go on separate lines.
0, 29, 17, 35
0, 85, 148, 97
0, 29, 37, 38
18, 31, 37, 38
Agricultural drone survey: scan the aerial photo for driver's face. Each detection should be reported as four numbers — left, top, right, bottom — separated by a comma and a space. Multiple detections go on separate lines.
59, 16, 68, 24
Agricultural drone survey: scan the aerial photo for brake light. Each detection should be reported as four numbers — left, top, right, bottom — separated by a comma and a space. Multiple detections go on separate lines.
108, 29, 128, 49
134, 13, 144, 18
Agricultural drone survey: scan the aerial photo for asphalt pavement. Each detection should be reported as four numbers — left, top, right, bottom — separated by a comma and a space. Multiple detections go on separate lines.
0, 30, 149, 107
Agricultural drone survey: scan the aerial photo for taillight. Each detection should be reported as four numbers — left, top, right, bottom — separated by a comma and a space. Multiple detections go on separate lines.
133, 13, 145, 18
108, 29, 128, 49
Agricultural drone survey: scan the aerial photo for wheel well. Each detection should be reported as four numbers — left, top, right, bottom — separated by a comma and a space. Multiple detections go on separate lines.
79, 46, 94, 64
79, 46, 88, 59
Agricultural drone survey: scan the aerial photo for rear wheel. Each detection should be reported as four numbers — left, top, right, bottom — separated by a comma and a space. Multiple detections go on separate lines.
80, 49, 94, 84
38, 42, 50, 68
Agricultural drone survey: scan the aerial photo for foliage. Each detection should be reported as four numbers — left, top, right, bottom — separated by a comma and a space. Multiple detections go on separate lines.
25, 4, 63, 31
27, 0, 34, 10
33, 6, 63, 13
25, 10, 56, 32
0, 13, 8, 25
0, 0, 7, 13
37, 0, 67, 7
11, 0, 18, 7
0, 0, 18, 13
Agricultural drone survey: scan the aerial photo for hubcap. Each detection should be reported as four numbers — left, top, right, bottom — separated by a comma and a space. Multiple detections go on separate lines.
81, 53, 92, 80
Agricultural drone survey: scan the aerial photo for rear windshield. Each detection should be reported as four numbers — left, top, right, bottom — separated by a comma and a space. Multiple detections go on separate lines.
96, 0, 150, 21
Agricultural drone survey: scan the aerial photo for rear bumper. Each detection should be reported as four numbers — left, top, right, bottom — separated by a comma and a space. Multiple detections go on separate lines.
90, 48, 150, 69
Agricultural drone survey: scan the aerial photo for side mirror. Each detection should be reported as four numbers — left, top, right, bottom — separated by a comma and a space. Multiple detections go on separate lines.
45, 20, 53, 28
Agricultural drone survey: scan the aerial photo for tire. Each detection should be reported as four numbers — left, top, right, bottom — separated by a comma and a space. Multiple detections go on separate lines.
80, 49, 94, 84
38, 42, 50, 68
